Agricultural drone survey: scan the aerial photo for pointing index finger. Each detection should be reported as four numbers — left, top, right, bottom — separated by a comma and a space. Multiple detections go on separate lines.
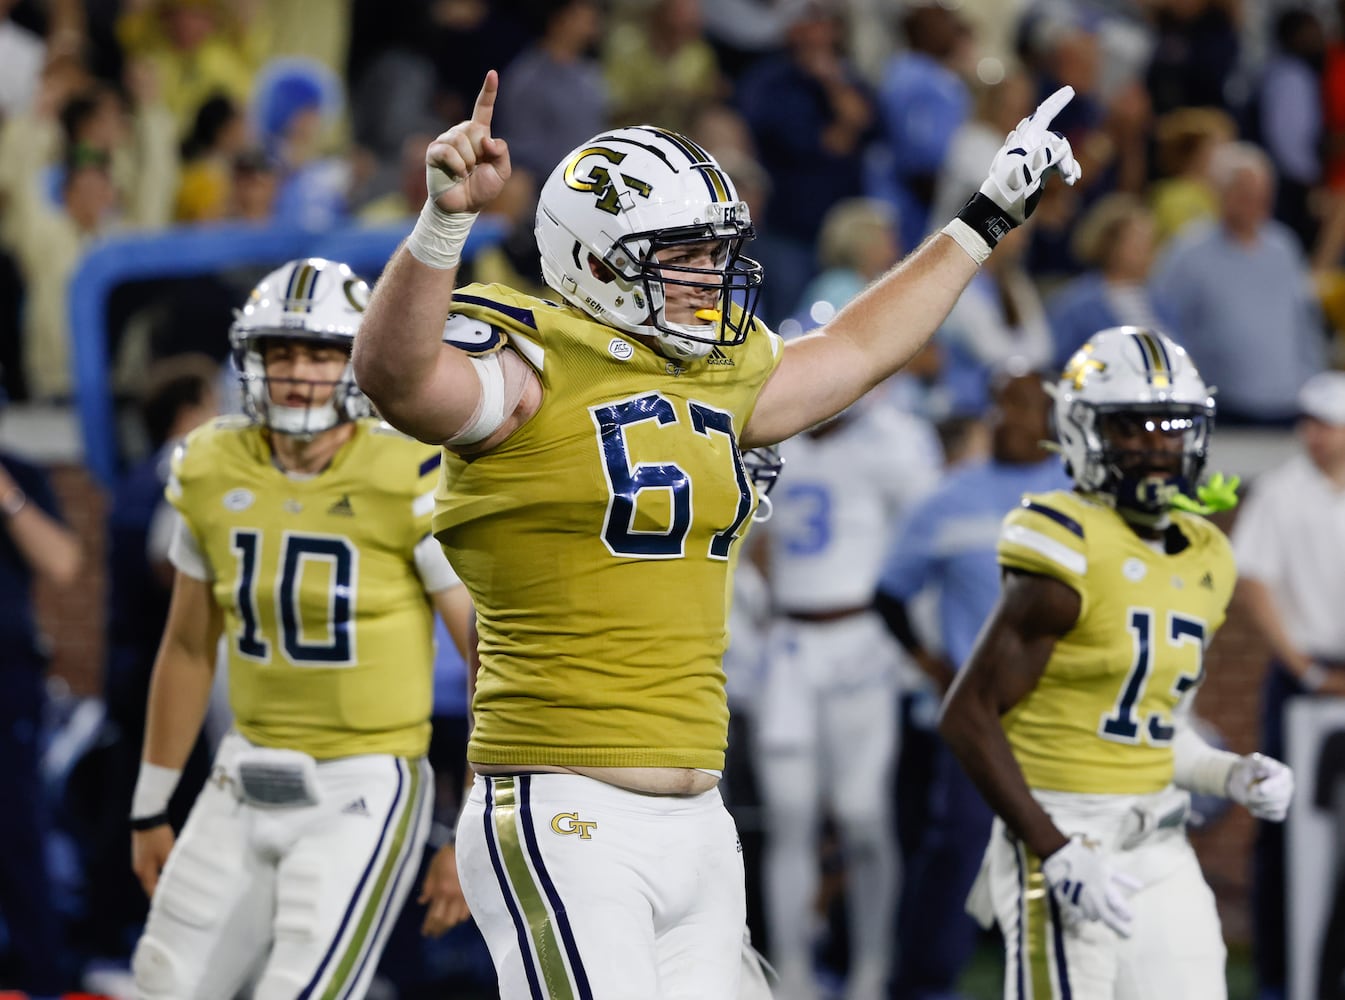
1024, 85, 1075, 138
472, 70, 499, 128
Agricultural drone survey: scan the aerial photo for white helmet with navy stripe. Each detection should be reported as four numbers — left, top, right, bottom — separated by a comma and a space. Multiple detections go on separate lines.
229, 257, 372, 437
1051, 326, 1215, 518
535, 125, 763, 362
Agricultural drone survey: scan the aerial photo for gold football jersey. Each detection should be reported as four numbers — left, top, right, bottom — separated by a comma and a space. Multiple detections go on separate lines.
434, 283, 785, 770
168, 416, 443, 758
997, 490, 1236, 795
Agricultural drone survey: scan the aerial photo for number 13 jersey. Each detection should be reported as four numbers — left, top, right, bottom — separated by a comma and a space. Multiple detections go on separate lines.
433, 283, 784, 771
996, 490, 1236, 795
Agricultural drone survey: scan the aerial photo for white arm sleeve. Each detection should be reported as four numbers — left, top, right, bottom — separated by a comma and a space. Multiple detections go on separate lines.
1171, 718, 1239, 797
146, 500, 180, 567
168, 516, 213, 581
413, 534, 461, 594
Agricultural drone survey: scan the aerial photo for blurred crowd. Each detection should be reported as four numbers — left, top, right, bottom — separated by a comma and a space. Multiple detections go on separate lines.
4, 0, 1345, 997
0, 0, 1342, 422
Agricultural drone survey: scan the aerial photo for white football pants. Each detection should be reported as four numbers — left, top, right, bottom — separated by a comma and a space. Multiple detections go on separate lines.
754, 612, 900, 1000
457, 772, 748, 999
983, 788, 1227, 1000
133, 731, 433, 1000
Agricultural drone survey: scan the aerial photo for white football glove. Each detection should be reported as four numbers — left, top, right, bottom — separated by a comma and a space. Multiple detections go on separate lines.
944, 85, 1082, 262
1227, 752, 1295, 822
1041, 838, 1141, 938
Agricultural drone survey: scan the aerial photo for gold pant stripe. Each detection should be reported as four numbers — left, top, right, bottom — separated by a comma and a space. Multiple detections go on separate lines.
493, 777, 577, 1000
320, 757, 425, 1000
1019, 841, 1056, 1000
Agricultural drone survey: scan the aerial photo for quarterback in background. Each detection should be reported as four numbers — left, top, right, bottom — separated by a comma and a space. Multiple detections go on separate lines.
128, 258, 472, 999
941, 327, 1295, 999
353, 69, 1079, 998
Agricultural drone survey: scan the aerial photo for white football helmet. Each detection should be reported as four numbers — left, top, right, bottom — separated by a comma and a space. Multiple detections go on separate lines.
229, 257, 372, 437
535, 126, 763, 361
1051, 327, 1215, 519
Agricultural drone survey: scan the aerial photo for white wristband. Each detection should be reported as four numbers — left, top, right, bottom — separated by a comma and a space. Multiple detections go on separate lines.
940, 217, 993, 266
131, 761, 183, 820
1171, 726, 1239, 797
406, 201, 479, 271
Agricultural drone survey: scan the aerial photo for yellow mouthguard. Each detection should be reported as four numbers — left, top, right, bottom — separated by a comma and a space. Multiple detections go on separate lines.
695, 308, 722, 322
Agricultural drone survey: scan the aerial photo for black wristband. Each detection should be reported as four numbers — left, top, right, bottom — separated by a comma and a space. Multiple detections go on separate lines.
130, 812, 170, 831
954, 192, 1016, 250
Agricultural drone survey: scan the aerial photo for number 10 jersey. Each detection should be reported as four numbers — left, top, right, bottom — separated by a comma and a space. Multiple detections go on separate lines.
167, 417, 443, 759
433, 283, 785, 771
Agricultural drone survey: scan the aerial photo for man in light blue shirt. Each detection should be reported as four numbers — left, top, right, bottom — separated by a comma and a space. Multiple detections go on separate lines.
1149, 141, 1326, 424
877, 367, 1068, 1000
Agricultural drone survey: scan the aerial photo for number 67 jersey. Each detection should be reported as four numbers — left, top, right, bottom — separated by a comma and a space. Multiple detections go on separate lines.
433, 283, 784, 773
996, 489, 1236, 795
167, 416, 443, 759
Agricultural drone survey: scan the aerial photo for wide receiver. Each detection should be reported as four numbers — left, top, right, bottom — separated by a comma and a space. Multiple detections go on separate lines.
353, 69, 1079, 998
941, 326, 1295, 999
128, 258, 471, 999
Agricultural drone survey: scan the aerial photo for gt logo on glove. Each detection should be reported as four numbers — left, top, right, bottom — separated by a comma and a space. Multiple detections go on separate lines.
943, 85, 1082, 264
1041, 837, 1141, 938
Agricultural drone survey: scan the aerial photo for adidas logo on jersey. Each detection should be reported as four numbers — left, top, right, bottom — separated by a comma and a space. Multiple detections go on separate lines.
706, 346, 735, 367
1199, 571, 1215, 590
327, 494, 355, 517
342, 797, 369, 817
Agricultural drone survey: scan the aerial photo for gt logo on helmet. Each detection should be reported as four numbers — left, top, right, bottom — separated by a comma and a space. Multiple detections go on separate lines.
563, 146, 652, 216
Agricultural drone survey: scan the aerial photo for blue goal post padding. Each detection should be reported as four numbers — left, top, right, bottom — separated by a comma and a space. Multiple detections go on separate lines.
68, 217, 506, 485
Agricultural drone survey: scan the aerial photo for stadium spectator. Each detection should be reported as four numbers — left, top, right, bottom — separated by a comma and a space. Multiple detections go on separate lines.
737, 0, 875, 325
0, 379, 83, 993
1150, 142, 1327, 424
875, 2, 973, 251
604, 0, 722, 136
1046, 192, 1177, 369
1147, 106, 1235, 246
494, 0, 607, 180
1232, 371, 1345, 1000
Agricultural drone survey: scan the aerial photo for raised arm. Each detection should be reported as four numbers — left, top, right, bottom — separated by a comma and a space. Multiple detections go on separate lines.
742, 87, 1080, 446
353, 72, 515, 444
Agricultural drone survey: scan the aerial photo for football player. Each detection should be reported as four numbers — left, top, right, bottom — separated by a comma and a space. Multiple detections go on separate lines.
128, 258, 473, 1000
352, 70, 1080, 997
753, 399, 940, 1000
940, 327, 1295, 999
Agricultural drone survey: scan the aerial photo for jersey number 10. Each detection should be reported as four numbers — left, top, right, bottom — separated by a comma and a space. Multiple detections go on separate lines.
231, 528, 357, 666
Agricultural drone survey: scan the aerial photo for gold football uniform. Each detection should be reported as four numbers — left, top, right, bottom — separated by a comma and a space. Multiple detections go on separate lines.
996, 489, 1235, 795
432, 283, 785, 770
168, 416, 443, 758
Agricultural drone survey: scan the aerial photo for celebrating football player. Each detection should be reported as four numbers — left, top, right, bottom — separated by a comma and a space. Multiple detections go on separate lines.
941, 327, 1294, 999
352, 69, 1080, 997
128, 258, 473, 999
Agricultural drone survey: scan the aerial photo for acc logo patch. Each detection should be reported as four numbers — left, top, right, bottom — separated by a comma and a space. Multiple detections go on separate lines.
608, 337, 634, 361
1122, 558, 1146, 582
223, 488, 254, 512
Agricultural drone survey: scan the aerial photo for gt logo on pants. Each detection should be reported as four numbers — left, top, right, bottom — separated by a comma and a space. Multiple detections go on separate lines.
551, 812, 599, 839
